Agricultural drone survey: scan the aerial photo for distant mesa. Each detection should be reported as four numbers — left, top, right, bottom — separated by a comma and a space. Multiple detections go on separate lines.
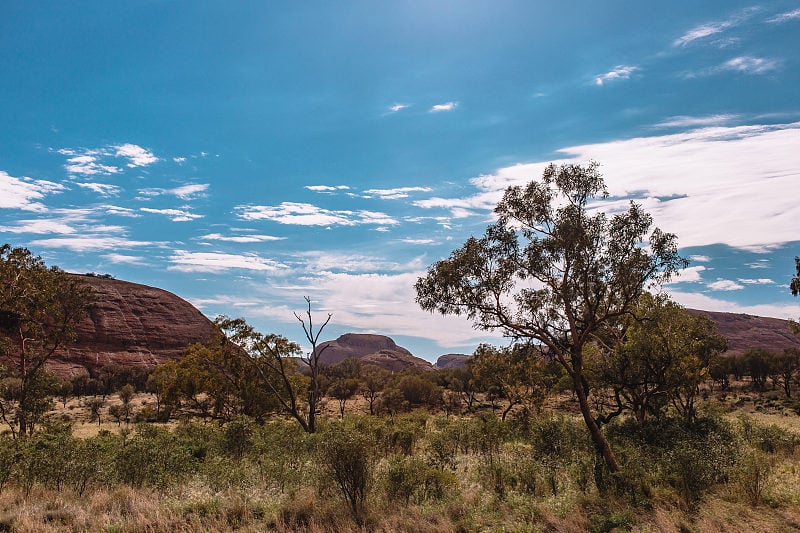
687, 309, 800, 357
434, 353, 471, 369
316, 333, 434, 372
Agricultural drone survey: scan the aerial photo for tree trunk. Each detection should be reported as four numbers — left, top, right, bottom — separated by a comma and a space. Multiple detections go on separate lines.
573, 372, 619, 474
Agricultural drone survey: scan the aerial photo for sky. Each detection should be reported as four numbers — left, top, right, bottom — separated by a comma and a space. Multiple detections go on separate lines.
1, 1, 799, 361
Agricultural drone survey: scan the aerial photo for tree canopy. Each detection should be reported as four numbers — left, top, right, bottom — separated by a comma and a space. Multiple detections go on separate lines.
0, 244, 95, 436
415, 162, 686, 473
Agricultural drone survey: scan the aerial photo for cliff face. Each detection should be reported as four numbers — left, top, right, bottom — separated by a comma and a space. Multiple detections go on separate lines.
46, 275, 216, 377
316, 333, 433, 371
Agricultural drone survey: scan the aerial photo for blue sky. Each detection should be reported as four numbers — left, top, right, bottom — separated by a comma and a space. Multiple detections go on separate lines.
1, 1, 799, 361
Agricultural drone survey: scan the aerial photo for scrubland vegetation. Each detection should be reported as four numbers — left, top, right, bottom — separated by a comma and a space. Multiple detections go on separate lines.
1, 364, 800, 532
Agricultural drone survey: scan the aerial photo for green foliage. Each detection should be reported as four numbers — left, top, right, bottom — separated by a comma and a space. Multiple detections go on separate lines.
414, 163, 687, 474
318, 421, 376, 524
0, 245, 95, 436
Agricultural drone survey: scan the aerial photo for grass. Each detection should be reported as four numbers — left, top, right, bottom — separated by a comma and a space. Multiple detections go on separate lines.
1, 386, 800, 532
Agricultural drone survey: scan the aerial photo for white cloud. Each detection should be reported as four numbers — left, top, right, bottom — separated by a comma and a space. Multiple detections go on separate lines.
103, 205, 140, 217
0, 219, 76, 235
0, 171, 65, 211
103, 253, 146, 265
167, 251, 286, 273
389, 103, 408, 112
689, 254, 711, 263
430, 102, 458, 112
75, 182, 121, 196
64, 155, 120, 176
173, 157, 186, 164
708, 279, 744, 291
305, 185, 351, 193
668, 265, 706, 283
363, 186, 433, 200
594, 65, 638, 86
139, 207, 203, 222
29, 236, 154, 252
138, 183, 209, 200
720, 56, 780, 75
113, 143, 158, 167
668, 290, 800, 321
294, 251, 424, 274
738, 278, 774, 285
261, 271, 501, 348
235, 202, 398, 227
655, 115, 739, 129
401, 238, 436, 245
414, 122, 800, 251
766, 8, 800, 23
199, 233, 285, 243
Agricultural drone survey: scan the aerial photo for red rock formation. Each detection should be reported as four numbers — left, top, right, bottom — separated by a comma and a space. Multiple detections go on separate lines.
687, 309, 800, 357
317, 333, 433, 371
434, 353, 471, 369
44, 275, 216, 377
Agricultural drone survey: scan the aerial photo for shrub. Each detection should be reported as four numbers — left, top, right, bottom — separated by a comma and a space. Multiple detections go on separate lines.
318, 422, 376, 524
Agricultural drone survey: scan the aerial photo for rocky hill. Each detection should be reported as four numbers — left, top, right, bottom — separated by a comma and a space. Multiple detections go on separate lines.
688, 309, 800, 357
316, 333, 433, 372
45, 275, 217, 377
434, 353, 471, 369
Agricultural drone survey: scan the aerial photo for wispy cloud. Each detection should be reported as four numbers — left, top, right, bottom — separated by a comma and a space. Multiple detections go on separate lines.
689, 255, 712, 263
766, 8, 800, 23
708, 279, 744, 291
235, 202, 398, 227
64, 154, 121, 176
673, 7, 759, 47
29, 236, 154, 252
430, 102, 458, 112
668, 265, 707, 284
389, 103, 408, 113
304, 185, 351, 193
138, 183, 209, 200
75, 182, 121, 196
103, 253, 147, 265
738, 278, 775, 285
102, 205, 141, 217
0, 219, 76, 235
363, 186, 433, 200
655, 115, 739, 129
668, 290, 800, 320
199, 233, 285, 243
167, 250, 286, 273
719, 56, 781, 75
412, 122, 800, 251
294, 251, 424, 274
400, 238, 436, 245
594, 65, 638, 86
140, 207, 203, 222
0, 171, 65, 211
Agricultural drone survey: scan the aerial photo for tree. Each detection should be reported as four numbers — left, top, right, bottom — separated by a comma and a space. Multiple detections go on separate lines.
471, 343, 553, 420
791, 256, 800, 297
328, 378, 359, 418
359, 366, 389, 415
589, 293, 726, 423
0, 245, 95, 436
216, 297, 332, 433
415, 163, 685, 474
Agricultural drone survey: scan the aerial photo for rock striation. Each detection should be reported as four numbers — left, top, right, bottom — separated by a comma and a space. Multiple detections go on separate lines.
316, 333, 433, 372
45, 275, 216, 377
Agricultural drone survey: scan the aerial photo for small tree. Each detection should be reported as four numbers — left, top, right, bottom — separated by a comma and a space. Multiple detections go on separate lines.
218, 297, 331, 433
86, 397, 104, 427
359, 366, 389, 415
0, 245, 95, 436
415, 163, 686, 474
329, 378, 360, 418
